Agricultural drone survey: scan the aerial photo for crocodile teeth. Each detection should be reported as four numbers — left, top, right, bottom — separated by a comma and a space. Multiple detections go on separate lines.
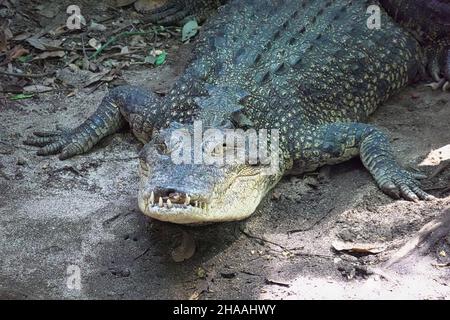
167, 199, 173, 208
185, 194, 190, 206
158, 197, 163, 207
150, 191, 154, 205
195, 201, 198, 207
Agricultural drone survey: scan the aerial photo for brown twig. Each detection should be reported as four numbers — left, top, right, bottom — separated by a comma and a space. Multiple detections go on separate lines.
265, 278, 291, 287
134, 247, 151, 261
240, 226, 291, 253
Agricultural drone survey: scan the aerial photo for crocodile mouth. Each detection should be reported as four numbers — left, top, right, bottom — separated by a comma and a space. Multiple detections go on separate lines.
139, 190, 214, 222
138, 170, 275, 225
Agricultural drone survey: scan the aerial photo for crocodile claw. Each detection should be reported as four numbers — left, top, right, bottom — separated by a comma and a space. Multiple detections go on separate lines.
426, 78, 450, 92
377, 168, 435, 202
425, 47, 449, 92
24, 130, 75, 159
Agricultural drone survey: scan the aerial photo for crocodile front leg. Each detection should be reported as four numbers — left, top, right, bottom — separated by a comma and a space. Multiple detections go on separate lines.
144, 0, 225, 25
24, 85, 162, 160
290, 123, 434, 201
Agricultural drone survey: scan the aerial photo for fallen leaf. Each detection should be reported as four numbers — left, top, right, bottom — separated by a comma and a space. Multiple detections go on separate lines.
12, 32, 33, 41
10, 93, 34, 100
88, 38, 101, 50
26, 37, 63, 51
9, 46, 29, 60
17, 55, 32, 63
171, 231, 196, 262
150, 49, 163, 56
0, 24, 12, 52
145, 50, 167, 66
332, 240, 387, 254
83, 69, 116, 87
26, 38, 46, 50
32, 50, 65, 61
154, 51, 167, 66
88, 21, 107, 32
182, 19, 199, 42
23, 85, 53, 93
36, 3, 60, 18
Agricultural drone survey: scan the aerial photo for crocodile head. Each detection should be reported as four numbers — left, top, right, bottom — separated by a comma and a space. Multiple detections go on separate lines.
137, 122, 284, 224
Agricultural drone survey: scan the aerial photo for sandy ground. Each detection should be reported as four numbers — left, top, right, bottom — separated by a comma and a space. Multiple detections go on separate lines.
1, 10, 450, 300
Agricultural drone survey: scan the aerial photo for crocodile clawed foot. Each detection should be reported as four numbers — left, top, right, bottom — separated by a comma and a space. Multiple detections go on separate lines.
24, 128, 92, 160
24, 130, 69, 159
425, 78, 450, 92
425, 78, 445, 90
425, 47, 450, 92
376, 168, 435, 202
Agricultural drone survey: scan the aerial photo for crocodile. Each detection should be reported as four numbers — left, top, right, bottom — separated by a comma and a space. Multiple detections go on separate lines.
25, 0, 447, 224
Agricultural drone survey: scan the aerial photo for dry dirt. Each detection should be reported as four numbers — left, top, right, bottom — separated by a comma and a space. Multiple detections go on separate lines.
1, 1, 450, 300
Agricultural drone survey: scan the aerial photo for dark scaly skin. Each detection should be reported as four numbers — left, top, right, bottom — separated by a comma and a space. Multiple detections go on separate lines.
380, 0, 450, 90
25, 0, 438, 223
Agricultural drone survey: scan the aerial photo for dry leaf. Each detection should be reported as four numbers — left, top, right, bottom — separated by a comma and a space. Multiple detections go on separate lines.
23, 85, 53, 93
9, 45, 29, 60
32, 50, 65, 61
26, 37, 63, 51
83, 69, 115, 87
332, 240, 387, 254
12, 32, 32, 41
0, 25, 12, 52
88, 38, 101, 50
150, 49, 163, 56
36, 3, 60, 18
171, 231, 196, 262
88, 21, 107, 32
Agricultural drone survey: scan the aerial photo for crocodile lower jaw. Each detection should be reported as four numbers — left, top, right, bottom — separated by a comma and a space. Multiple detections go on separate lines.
138, 198, 253, 224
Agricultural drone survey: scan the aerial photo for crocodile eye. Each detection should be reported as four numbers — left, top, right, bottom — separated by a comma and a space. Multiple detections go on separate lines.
155, 142, 169, 155
211, 143, 228, 156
